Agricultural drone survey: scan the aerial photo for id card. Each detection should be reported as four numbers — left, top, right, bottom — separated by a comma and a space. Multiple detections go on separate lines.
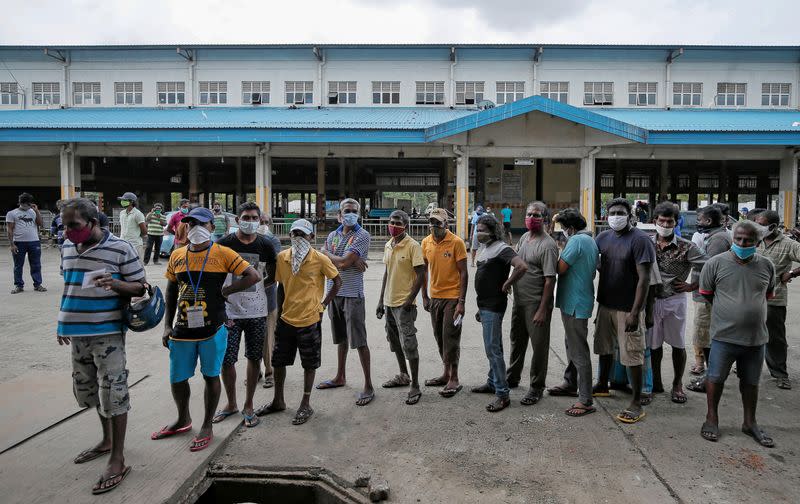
186, 305, 205, 329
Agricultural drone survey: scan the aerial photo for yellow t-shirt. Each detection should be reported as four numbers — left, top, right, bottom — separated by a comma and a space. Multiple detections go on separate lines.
275, 248, 339, 327
382, 235, 425, 307
421, 230, 467, 299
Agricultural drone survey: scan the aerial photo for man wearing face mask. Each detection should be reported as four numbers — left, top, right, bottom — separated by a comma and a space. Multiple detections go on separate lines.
753, 210, 800, 390
7, 192, 45, 294
649, 202, 707, 404
213, 203, 277, 427
699, 221, 776, 447
420, 208, 468, 398
167, 199, 191, 248
58, 197, 146, 495
258, 219, 341, 425
155, 207, 261, 452
506, 202, 559, 406
143, 203, 167, 266
316, 198, 374, 407
211, 201, 231, 241
117, 192, 147, 260
593, 198, 655, 424
256, 213, 283, 389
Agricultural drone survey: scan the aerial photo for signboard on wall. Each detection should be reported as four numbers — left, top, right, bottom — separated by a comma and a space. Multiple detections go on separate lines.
502, 172, 522, 201
514, 158, 535, 166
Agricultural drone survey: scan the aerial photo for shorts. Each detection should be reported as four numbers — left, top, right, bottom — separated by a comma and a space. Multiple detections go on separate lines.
169, 325, 228, 383
706, 340, 765, 386
471, 231, 480, 251
328, 296, 368, 349
693, 302, 712, 348
272, 318, 322, 370
71, 334, 130, 418
593, 304, 645, 367
651, 294, 688, 349
385, 305, 419, 360
223, 317, 267, 366
429, 298, 462, 365
503, 222, 511, 232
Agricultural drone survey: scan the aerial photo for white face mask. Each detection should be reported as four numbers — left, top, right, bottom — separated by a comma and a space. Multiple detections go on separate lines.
187, 225, 211, 245
655, 224, 674, 238
607, 215, 628, 232
257, 224, 269, 235
239, 220, 259, 235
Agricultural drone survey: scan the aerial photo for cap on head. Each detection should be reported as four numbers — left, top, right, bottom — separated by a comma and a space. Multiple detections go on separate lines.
117, 192, 137, 203
181, 207, 214, 223
429, 208, 449, 224
290, 218, 314, 236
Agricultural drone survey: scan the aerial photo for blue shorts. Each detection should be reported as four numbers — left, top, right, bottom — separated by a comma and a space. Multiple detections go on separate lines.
169, 325, 228, 383
706, 340, 765, 386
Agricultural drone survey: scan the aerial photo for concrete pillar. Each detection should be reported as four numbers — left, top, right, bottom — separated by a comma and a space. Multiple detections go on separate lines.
189, 157, 200, 203
235, 157, 243, 209
255, 145, 272, 217
779, 153, 799, 227
455, 147, 469, 240
317, 158, 326, 220
580, 155, 596, 232
660, 160, 670, 201
338, 158, 346, 198
59, 143, 78, 199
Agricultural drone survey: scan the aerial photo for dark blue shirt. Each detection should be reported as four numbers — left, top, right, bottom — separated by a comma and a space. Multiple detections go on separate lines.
595, 227, 656, 312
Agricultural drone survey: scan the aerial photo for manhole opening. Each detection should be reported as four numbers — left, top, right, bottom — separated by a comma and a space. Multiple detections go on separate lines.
194, 477, 350, 504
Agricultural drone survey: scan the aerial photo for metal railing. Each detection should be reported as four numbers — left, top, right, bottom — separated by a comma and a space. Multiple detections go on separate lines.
269, 217, 456, 247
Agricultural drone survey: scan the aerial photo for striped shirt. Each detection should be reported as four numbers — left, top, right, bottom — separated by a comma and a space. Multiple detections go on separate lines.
58, 231, 146, 338
325, 225, 370, 298
146, 212, 167, 235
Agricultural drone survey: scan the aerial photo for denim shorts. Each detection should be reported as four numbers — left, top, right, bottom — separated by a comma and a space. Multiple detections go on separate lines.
706, 339, 765, 386
169, 325, 228, 383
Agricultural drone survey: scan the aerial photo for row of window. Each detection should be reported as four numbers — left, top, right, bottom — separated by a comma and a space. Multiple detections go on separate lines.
0, 80, 793, 107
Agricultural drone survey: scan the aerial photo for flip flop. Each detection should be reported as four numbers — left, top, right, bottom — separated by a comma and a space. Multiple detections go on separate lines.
262, 375, 274, 389
690, 364, 705, 375
548, 385, 579, 397
439, 385, 463, 398
255, 403, 286, 416
424, 377, 448, 387
686, 376, 706, 393
243, 411, 260, 428
701, 422, 720, 442
91, 466, 131, 495
292, 407, 314, 425
470, 383, 496, 394
316, 379, 344, 390
565, 404, 597, 417
151, 423, 192, 440
640, 394, 653, 406
212, 409, 239, 424
356, 391, 375, 406
742, 425, 775, 448
382, 374, 411, 388
189, 434, 213, 452
74, 447, 111, 464
591, 385, 611, 398
405, 391, 422, 405
616, 409, 646, 424
671, 390, 688, 404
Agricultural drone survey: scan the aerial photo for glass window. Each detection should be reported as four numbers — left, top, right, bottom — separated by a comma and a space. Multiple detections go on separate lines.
628, 82, 657, 106
328, 81, 357, 104
583, 82, 613, 105
371, 81, 400, 104
761, 83, 791, 107
199, 81, 227, 105
32, 82, 60, 105
114, 82, 142, 105
157, 82, 185, 105
285, 81, 314, 104
415, 81, 445, 105
539, 81, 568, 103
242, 81, 270, 104
455, 81, 485, 105
72, 82, 101, 106
716, 82, 746, 107
496, 81, 525, 105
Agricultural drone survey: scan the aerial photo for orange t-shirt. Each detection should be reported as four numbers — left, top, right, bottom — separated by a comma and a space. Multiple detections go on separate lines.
421, 230, 468, 299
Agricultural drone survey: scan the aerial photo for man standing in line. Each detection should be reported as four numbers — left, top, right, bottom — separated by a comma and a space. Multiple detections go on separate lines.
117, 192, 146, 259
649, 202, 707, 404
506, 202, 558, 406
7, 192, 46, 293
316, 198, 375, 406
593, 198, 655, 424
143, 203, 167, 265
167, 199, 191, 249
213, 203, 277, 427
687, 205, 733, 393
752, 210, 800, 390
548, 209, 599, 417
377, 210, 426, 405
257, 213, 282, 389
257, 219, 341, 425
154, 207, 261, 451
500, 203, 513, 244
699, 221, 776, 447
212, 201, 231, 241
420, 208, 468, 397
58, 198, 146, 494
470, 205, 485, 267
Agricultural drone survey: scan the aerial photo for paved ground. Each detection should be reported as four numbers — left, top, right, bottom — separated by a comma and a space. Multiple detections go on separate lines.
1, 247, 799, 503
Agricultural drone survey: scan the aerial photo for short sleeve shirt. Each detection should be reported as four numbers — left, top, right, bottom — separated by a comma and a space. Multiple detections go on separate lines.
595, 227, 656, 312
165, 243, 250, 341
325, 225, 370, 298
500, 208, 512, 223
513, 232, 559, 306
382, 235, 425, 307
120, 207, 145, 247
275, 248, 339, 327
217, 233, 277, 319
262, 231, 283, 312
6, 208, 39, 242
555, 232, 599, 319
421, 230, 468, 300
699, 252, 776, 346
475, 241, 517, 313
758, 233, 800, 306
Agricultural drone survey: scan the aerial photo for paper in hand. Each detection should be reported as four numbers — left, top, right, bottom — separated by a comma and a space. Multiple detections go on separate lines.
82, 269, 107, 289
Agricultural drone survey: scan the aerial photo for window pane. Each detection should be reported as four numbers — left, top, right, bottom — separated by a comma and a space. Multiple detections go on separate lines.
736, 95, 744, 106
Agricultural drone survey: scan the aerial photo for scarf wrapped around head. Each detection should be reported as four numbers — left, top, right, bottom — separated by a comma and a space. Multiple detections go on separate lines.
291, 236, 311, 275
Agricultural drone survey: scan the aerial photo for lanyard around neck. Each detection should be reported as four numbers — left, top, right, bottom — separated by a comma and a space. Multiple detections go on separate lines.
185, 244, 212, 301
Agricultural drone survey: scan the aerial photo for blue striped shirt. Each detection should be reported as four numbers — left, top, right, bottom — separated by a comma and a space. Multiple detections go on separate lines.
58, 231, 146, 338
325, 225, 370, 298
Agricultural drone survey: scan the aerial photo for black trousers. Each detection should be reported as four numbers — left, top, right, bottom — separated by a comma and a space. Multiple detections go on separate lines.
765, 305, 788, 379
143, 234, 163, 264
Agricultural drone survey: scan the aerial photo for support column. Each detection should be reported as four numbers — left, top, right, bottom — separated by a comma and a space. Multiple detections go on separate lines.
338, 158, 346, 199
189, 157, 200, 203
454, 146, 469, 240
659, 160, 670, 201
580, 155, 596, 233
255, 145, 272, 217
235, 157, 243, 209
59, 143, 78, 199
317, 158, 326, 220
779, 153, 799, 227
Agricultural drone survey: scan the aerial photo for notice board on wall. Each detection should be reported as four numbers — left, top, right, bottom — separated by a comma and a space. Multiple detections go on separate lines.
501, 171, 522, 201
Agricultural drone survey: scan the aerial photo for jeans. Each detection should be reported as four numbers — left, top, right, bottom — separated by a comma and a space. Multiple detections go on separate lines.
12, 240, 42, 288
707, 340, 765, 386
143, 234, 163, 264
765, 305, 788, 379
480, 309, 509, 399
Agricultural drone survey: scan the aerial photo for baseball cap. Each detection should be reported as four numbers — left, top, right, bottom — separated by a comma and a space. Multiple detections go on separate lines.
429, 208, 449, 224
290, 218, 314, 236
181, 207, 214, 223
117, 192, 138, 202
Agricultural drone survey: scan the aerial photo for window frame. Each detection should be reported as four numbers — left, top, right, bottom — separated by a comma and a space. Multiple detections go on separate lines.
715, 82, 746, 107
328, 81, 357, 105
539, 81, 568, 103
371, 81, 400, 104
32, 82, 61, 106
72, 82, 102, 106
157, 81, 185, 105
672, 82, 703, 107
285, 81, 314, 105
583, 81, 613, 106
198, 81, 228, 105
455, 81, 485, 105
761, 83, 791, 107
0, 82, 20, 105
628, 81, 657, 106
415, 81, 445, 105
114, 81, 143, 105
242, 81, 270, 105
496, 81, 525, 105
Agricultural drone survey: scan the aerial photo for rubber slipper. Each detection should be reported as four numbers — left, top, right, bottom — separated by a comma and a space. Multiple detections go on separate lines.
382, 374, 411, 388
212, 409, 239, 424
425, 377, 448, 387
405, 391, 422, 405
616, 409, 646, 424
356, 391, 375, 406
292, 407, 314, 425
742, 425, 775, 448
439, 385, 463, 398
92, 466, 131, 495
671, 390, 688, 404
471, 383, 496, 394
74, 447, 111, 464
255, 403, 286, 416
565, 404, 597, 417
640, 394, 653, 406
189, 434, 213, 452
243, 411, 260, 428
316, 379, 344, 390
262, 375, 275, 389
701, 422, 720, 442
548, 385, 579, 397
591, 386, 611, 398
151, 423, 192, 440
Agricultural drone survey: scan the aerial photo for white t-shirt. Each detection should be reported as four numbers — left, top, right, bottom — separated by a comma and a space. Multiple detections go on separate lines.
5, 208, 39, 242
119, 207, 145, 247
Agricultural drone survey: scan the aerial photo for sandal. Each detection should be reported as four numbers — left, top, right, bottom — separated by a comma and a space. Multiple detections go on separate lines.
701, 422, 720, 442
439, 385, 463, 398
690, 363, 705, 375
565, 404, 597, 417
292, 406, 314, 425
671, 390, 688, 404
316, 379, 344, 390
776, 377, 792, 390
640, 394, 653, 406
471, 383, 496, 394
382, 374, 411, 388
616, 409, 646, 424
91, 466, 131, 495
547, 384, 579, 397
74, 447, 111, 464
189, 434, 213, 452
262, 375, 275, 388
356, 391, 375, 406
33, 285, 47, 292
255, 403, 286, 416
405, 391, 422, 405
212, 409, 239, 424
486, 397, 510, 412
520, 389, 543, 406
424, 377, 448, 387
10, 286, 23, 294
243, 411, 260, 428
686, 376, 706, 393
151, 423, 192, 440
742, 425, 775, 448
591, 384, 611, 397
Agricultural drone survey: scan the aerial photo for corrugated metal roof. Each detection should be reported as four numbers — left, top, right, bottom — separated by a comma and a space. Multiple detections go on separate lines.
0, 107, 475, 130
594, 109, 800, 132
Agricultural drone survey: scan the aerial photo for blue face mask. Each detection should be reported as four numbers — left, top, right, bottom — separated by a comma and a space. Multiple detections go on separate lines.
731, 243, 756, 260
342, 212, 359, 227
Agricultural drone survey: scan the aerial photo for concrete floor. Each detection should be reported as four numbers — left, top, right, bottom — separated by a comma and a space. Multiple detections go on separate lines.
1, 247, 798, 503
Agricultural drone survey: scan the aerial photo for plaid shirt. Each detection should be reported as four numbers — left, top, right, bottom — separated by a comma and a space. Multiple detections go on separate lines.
652, 234, 707, 299
758, 233, 800, 306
